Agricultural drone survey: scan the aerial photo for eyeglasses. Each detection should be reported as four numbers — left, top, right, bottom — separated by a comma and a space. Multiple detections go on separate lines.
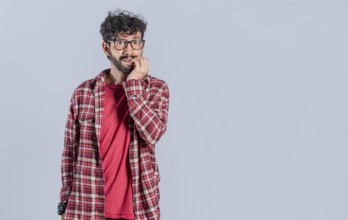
108, 39, 145, 50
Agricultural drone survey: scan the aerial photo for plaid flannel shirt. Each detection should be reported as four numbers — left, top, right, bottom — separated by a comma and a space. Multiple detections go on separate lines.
60, 69, 169, 220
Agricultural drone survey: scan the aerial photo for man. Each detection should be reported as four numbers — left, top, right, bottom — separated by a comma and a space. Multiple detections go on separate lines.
58, 10, 169, 220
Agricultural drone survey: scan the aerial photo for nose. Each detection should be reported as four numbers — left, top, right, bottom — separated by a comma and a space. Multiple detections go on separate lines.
123, 42, 134, 55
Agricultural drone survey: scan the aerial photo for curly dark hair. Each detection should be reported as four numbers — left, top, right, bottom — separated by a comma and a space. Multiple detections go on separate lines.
100, 9, 147, 42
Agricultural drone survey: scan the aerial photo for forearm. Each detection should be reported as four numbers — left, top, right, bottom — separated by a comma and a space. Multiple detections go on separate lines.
60, 106, 76, 202
123, 79, 169, 145
128, 97, 168, 144
60, 144, 74, 202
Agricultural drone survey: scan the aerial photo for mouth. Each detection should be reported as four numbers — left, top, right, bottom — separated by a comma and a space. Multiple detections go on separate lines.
122, 59, 133, 64
121, 57, 136, 65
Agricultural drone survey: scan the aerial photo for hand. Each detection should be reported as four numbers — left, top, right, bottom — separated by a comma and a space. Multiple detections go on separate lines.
127, 56, 149, 81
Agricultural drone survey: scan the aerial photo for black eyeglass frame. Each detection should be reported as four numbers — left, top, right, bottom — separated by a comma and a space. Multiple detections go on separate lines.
107, 39, 145, 50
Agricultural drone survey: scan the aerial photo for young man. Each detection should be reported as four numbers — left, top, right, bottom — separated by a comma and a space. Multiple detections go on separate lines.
58, 10, 169, 220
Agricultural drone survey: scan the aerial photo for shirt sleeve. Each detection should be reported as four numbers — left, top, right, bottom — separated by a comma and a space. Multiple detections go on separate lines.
60, 96, 77, 202
122, 78, 170, 145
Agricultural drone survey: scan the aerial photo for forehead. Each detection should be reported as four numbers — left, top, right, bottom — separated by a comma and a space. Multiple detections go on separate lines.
115, 31, 142, 39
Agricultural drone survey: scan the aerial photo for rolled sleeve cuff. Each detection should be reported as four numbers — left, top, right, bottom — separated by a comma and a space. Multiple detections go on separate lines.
60, 186, 71, 202
122, 79, 146, 98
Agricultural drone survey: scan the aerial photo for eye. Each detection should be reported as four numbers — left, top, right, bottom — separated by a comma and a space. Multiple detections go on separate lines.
115, 40, 127, 46
132, 40, 141, 45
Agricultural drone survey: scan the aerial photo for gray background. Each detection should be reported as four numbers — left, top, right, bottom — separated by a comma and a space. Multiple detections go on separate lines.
0, 0, 347, 219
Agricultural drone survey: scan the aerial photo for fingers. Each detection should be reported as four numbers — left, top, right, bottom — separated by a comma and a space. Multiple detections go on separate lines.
127, 56, 149, 81
139, 57, 149, 72
133, 57, 148, 68
133, 57, 149, 76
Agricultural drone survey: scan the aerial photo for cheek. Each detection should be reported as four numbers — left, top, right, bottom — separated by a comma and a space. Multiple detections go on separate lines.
110, 51, 121, 59
134, 50, 143, 56
133, 48, 143, 54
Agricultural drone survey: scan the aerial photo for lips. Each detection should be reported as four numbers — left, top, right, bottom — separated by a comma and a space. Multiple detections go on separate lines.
121, 57, 134, 65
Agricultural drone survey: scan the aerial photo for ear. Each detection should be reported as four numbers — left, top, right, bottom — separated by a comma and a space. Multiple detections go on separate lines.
102, 41, 111, 56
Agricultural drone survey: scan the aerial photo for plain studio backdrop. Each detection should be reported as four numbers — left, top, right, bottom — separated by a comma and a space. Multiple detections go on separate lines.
0, 0, 347, 219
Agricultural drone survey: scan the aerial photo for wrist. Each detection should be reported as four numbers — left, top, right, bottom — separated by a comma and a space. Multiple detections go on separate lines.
126, 76, 140, 81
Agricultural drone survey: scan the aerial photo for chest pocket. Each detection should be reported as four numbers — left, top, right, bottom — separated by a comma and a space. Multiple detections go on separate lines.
78, 110, 95, 124
77, 111, 96, 143
78, 115, 95, 124
77, 93, 95, 124
77, 110, 97, 146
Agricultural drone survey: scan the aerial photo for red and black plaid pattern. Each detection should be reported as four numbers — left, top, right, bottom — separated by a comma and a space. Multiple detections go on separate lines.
60, 70, 169, 220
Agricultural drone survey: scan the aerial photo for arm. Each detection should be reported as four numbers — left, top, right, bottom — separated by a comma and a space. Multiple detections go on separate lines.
122, 79, 169, 145
60, 97, 77, 203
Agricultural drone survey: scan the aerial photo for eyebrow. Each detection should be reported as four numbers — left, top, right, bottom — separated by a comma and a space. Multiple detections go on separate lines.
115, 34, 142, 40
115, 37, 142, 41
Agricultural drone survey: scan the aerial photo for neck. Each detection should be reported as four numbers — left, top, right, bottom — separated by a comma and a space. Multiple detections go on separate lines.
106, 66, 128, 84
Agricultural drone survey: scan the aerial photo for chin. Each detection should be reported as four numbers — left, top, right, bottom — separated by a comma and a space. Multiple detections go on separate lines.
122, 66, 135, 75
121, 67, 133, 75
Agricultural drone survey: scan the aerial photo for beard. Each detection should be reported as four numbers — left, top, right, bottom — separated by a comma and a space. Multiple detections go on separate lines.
110, 54, 136, 75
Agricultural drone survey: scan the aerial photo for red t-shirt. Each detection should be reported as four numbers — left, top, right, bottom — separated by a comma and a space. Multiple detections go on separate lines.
100, 82, 134, 219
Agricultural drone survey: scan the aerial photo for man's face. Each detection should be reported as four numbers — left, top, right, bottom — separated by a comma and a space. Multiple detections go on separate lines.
107, 31, 144, 74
